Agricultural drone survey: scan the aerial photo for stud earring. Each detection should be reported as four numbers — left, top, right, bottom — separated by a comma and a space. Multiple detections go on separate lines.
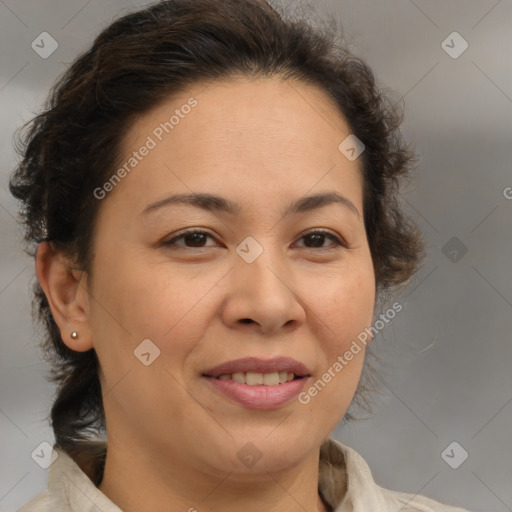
71, 331, 79, 340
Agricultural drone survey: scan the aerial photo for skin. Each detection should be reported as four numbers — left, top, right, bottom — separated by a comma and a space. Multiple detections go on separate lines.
36, 76, 376, 512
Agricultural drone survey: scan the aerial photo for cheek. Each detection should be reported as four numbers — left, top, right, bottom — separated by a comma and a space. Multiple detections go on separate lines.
299, 259, 374, 421
88, 255, 215, 417
89, 254, 221, 361
304, 257, 375, 352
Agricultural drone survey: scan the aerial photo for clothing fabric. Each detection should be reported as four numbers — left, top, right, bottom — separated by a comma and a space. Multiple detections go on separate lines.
18, 437, 470, 511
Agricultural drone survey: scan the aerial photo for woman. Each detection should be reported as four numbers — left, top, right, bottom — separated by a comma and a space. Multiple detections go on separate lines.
10, 0, 470, 510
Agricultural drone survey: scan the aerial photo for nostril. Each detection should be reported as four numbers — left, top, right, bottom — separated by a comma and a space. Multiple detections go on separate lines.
240, 318, 253, 324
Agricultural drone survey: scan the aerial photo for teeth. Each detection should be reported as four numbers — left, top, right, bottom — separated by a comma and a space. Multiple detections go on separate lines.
246, 372, 263, 385
279, 371, 288, 384
263, 372, 279, 385
215, 371, 297, 385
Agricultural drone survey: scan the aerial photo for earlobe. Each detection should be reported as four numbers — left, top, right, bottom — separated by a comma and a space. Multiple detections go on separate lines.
35, 241, 93, 352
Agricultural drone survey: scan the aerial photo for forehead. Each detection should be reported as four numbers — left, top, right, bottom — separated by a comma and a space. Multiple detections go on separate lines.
123, 76, 354, 159
105, 76, 364, 216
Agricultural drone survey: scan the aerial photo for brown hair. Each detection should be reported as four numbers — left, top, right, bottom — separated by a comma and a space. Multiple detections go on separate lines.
9, 0, 424, 453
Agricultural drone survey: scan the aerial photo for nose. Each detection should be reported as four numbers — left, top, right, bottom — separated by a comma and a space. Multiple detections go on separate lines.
220, 242, 306, 335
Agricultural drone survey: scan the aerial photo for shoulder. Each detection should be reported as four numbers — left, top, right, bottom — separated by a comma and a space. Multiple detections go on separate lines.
323, 438, 471, 512
17, 490, 51, 512
17, 441, 116, 512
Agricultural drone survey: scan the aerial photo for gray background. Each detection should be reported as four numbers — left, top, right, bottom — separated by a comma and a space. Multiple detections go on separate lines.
1, 1, 511, 511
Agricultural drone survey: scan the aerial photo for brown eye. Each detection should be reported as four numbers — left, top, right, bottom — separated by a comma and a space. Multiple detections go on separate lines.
295, 230, 346, 249
163, 230, 216, 248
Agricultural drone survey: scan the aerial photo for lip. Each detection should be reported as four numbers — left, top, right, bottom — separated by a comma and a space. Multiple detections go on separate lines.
203, 375, 310, 410
202, 356, 311, 378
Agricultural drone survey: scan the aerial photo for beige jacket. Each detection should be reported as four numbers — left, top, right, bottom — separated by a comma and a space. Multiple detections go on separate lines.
18, 437, 470, 511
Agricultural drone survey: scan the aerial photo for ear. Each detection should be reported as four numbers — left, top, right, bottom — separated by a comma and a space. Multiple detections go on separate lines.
35, 241, 93, 352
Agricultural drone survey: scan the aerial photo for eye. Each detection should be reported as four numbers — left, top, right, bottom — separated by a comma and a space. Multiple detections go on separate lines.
161, 228, 347, 251
162, 229, 217, 249
294, 229, 346, 250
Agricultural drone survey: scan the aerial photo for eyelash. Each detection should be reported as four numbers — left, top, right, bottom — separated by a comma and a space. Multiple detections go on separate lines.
162, 228, 347, 251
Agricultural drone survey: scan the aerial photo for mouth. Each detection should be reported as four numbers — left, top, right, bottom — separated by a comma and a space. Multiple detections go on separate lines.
201, 357, 311, 409
202, 356, 311, 410
201, 373, 310, 410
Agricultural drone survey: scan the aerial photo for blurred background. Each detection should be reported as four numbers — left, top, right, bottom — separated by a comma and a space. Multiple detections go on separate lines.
1, 1, 511, 510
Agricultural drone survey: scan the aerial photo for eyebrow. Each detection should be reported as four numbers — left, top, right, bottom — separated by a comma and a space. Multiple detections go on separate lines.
140, 191, 360, 218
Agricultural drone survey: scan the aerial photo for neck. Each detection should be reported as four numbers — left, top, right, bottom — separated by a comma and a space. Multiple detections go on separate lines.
98, 437, 330, 512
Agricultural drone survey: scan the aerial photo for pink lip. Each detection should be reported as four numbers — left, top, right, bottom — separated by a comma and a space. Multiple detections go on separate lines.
203, 375, 309, 409
202, 356, 311, 378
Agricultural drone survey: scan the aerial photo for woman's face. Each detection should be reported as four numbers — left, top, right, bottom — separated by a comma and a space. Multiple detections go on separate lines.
85, 77, 375, 477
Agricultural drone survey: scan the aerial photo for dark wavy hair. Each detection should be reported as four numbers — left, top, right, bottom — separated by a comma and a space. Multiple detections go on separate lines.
9, 0, 424, 455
